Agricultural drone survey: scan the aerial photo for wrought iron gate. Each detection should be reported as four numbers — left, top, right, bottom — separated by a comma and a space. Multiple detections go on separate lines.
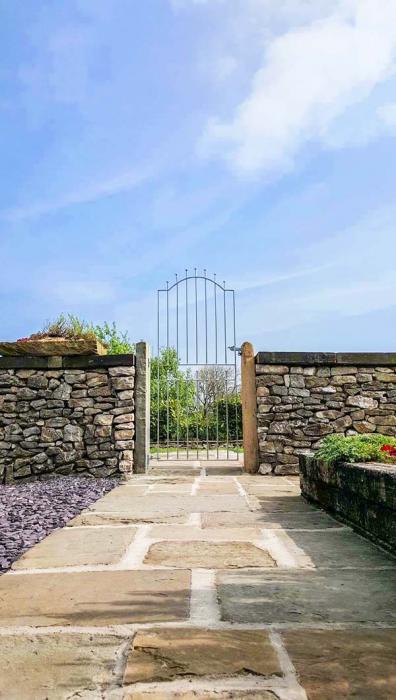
151, 270, 241, 461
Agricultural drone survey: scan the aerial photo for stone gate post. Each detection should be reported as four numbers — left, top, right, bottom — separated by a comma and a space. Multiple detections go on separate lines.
134, 341, 150, 473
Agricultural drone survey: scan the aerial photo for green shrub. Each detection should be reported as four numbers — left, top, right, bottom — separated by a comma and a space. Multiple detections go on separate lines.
316, 433, 396, 466
92, 321, 134, 355
29, 314, 134, 355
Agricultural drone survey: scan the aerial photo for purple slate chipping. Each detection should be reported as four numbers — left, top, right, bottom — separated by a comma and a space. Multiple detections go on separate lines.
0, 476, 118, 574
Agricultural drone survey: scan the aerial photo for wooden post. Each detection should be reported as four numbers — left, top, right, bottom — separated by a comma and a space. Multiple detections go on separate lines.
241, 341, 259, 474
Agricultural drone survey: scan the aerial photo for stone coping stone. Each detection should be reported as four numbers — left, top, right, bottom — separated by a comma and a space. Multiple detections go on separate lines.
283, 629, 396, 700
217, 569, 396, 624
0, 570, 191, 626
0, 352, 135, 369
256, 351, 396, 366
0, 633, 124, 700
144, 541, 275, 568
124, 628, 281, 683
12, 526, 137, 569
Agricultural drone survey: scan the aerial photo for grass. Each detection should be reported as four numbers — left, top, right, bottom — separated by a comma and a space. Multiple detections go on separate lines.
150, 445, 243, 454
29, 314, 97, 342
24, 314, 134, 354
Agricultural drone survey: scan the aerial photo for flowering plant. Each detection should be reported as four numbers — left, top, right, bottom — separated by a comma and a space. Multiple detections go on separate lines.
316, 433, 396, 466
380, 444, 396, 460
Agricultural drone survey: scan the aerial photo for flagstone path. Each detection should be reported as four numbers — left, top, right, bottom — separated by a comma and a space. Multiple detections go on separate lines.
0, 461, 395, 699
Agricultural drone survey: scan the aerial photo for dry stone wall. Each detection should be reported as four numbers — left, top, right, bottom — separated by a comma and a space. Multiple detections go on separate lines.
255, 352, 396, 475
0, 355, 135, 483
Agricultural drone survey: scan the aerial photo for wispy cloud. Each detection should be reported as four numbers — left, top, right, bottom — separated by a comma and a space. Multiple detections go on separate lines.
3, 166, 154, 222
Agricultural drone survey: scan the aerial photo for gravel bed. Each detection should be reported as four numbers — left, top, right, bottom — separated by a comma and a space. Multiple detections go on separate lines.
0, 476, 119, 574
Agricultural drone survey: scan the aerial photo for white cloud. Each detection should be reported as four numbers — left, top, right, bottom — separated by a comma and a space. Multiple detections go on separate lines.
200, 0, 396, 175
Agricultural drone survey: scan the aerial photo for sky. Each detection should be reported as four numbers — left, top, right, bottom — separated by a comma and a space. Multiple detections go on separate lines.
1, 0, 396, 352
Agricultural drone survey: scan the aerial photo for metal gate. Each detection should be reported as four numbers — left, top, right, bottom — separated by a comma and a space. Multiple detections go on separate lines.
151, 269, 241, 461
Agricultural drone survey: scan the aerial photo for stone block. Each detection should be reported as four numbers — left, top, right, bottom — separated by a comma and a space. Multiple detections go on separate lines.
13, 526, 136, 569
0, 570, 191, 626
124, 629, 281, 683
217, 568, 396, 624
144, 541, 275, 568
256, 365, 289, 374
63, 424, 83, 442
0, 634, 124, 700
283, 629, 396, 700
347, 395, 378, 409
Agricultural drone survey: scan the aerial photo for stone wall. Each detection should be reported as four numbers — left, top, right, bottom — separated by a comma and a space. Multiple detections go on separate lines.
255, 352, 396, 475
0, 354, 135, 483
300, 454, 396, 553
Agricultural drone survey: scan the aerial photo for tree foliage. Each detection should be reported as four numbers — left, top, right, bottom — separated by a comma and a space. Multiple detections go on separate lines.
150, 347, 242, 445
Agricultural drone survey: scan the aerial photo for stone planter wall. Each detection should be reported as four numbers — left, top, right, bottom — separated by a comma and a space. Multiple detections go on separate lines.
0, 354, 136, 483
255, 352, 396, 475
299, 454, 396, 553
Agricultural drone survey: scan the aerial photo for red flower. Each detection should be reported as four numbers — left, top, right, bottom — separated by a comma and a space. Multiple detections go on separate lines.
381, 444, 396, 457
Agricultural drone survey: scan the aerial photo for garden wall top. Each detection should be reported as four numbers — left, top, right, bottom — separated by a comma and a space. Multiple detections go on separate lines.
0, 353, 135, 370
255, 351, 396, 367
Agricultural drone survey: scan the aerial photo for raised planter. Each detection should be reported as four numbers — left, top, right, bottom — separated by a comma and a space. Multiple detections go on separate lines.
299, 453, 396, 554
0, 338, 107, 357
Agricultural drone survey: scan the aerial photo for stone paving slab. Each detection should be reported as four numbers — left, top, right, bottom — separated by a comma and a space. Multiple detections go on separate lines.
89, 495, 250, 515
0, 570, 191, 626
202, 510, 341, 529
145, 542, 275, 569
124, 628, 281, 683
122, 692, 280, 700
0, 633, 124, 700
12, 526, 137, 569
68, 511, 188, 526
149, 525, 264, 541
2, 470, 396, 699
147, 483, 193, 493
238, 482, 300, 496
256, 497, 318, 512
282, 629, 396, 700
149, 468, 200, 476
198, 482, 240, 494
217, 569, 396, 623
281, 529, 396, 569
205, 467, 243, 475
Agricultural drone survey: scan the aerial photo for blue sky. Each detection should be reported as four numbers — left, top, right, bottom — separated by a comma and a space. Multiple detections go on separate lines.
1, 0, 396, 351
